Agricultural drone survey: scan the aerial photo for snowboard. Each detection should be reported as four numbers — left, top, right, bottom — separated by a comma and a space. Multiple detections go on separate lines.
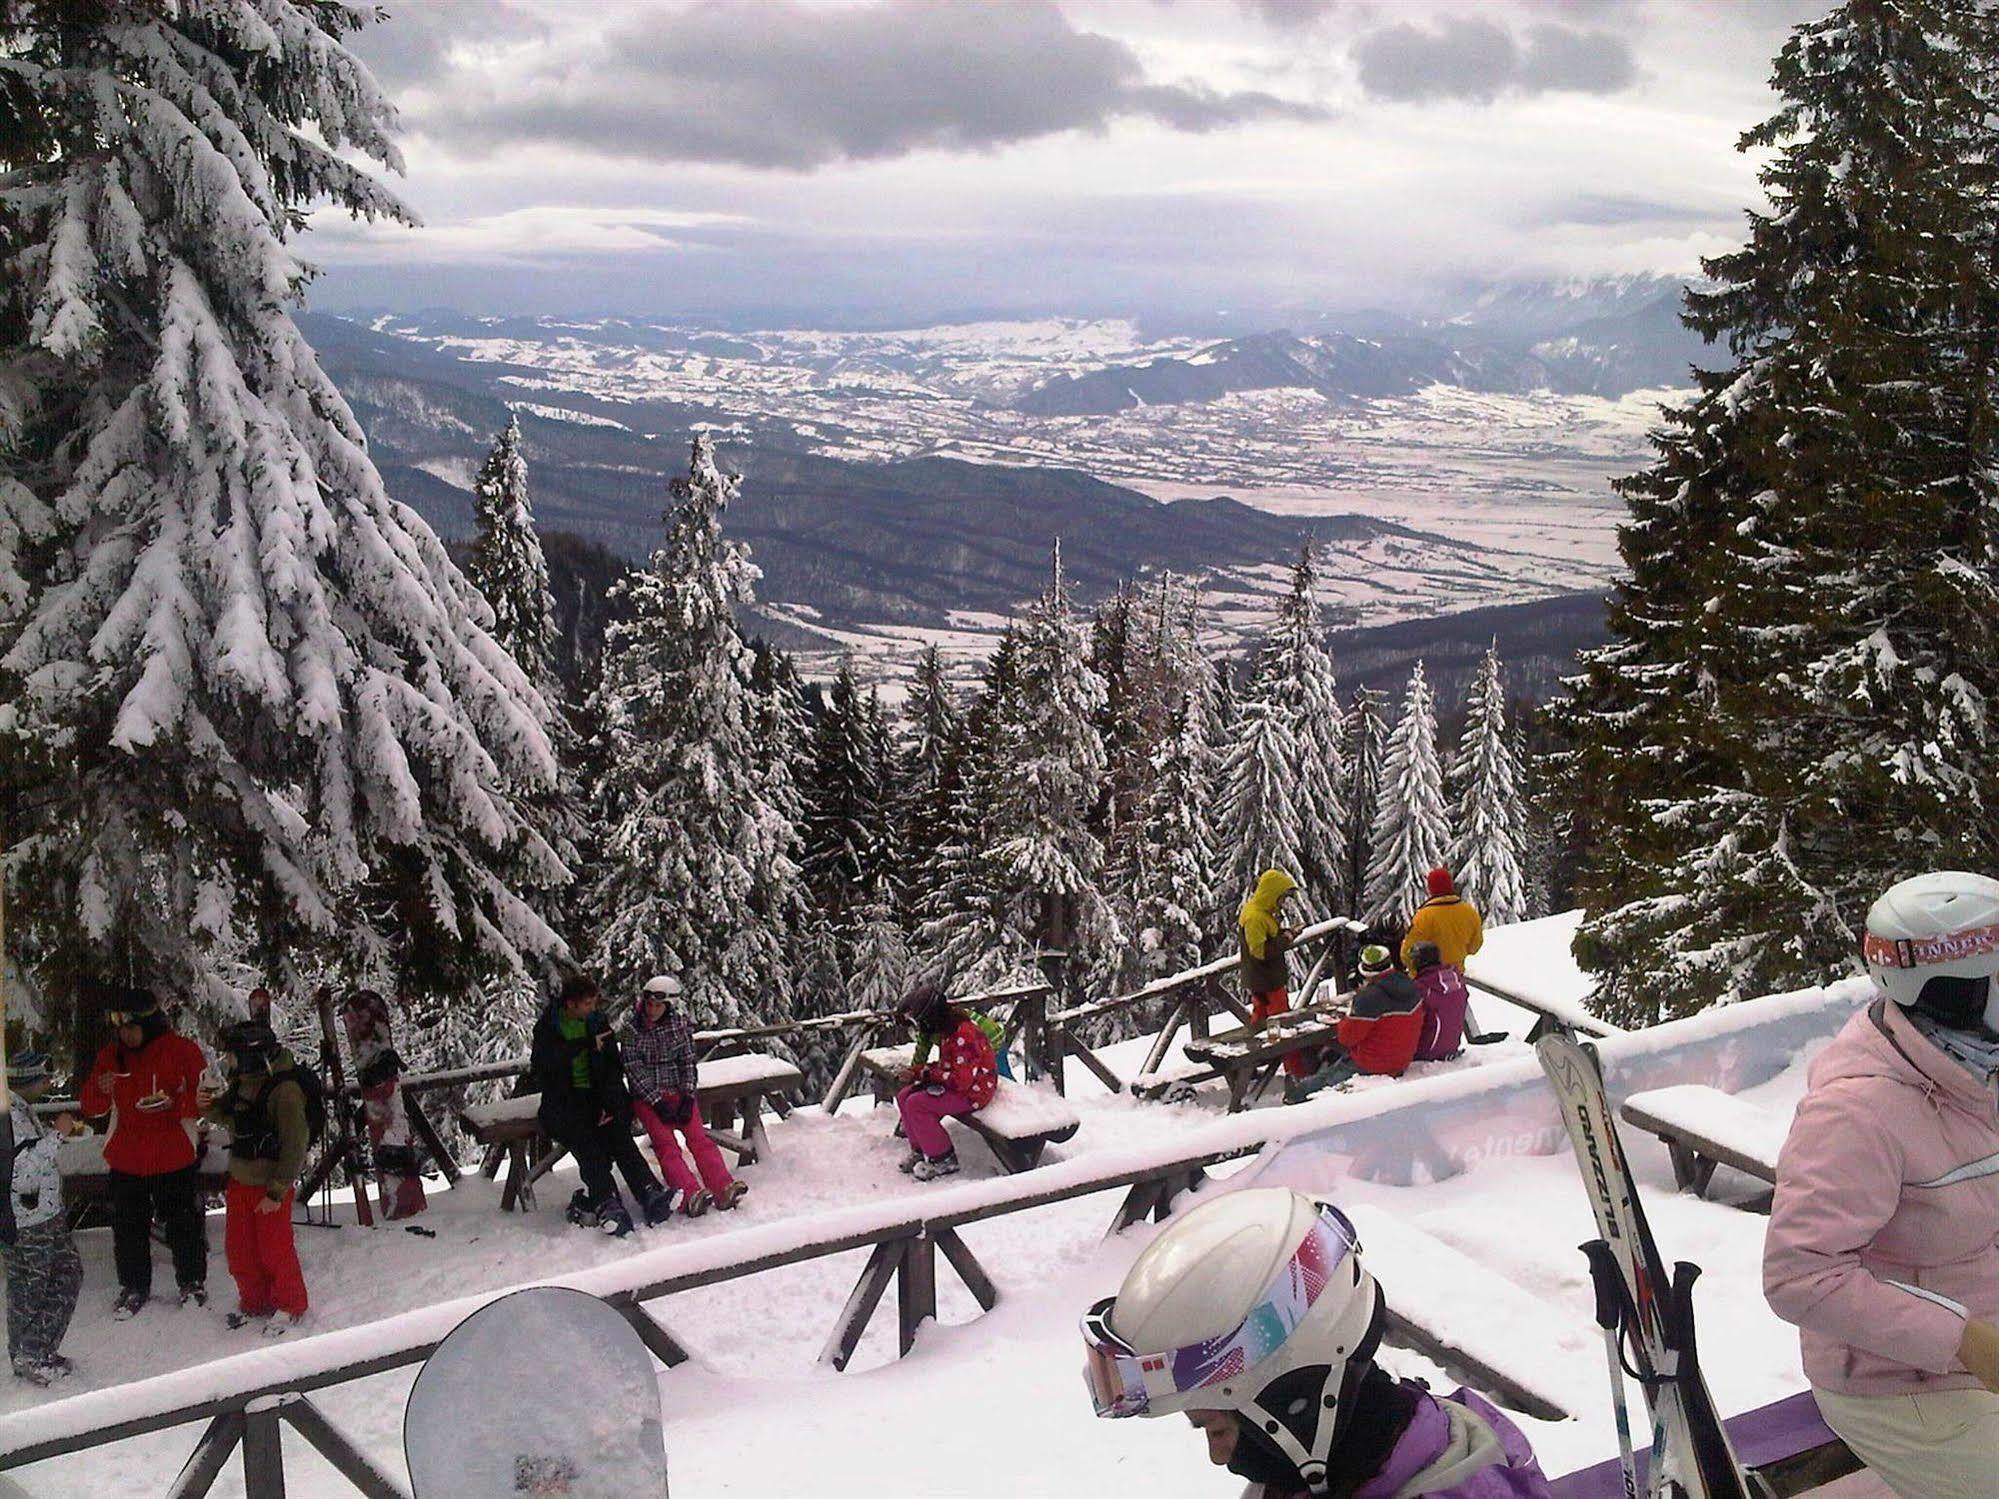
342, 989, 427, 1220
405, 1287, 667, 1498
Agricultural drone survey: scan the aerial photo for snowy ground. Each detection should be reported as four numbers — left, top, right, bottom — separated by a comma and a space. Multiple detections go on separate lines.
0, 920, 1844, 1497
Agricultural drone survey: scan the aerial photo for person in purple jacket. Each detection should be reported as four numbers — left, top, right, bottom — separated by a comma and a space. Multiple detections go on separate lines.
1082, 1188, 1553, 1498
1764, 871, 1999, 1499
1409, 941, 1471, 1061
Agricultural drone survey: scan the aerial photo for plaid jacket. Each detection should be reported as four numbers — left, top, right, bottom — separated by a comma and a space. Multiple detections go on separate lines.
618, 1008, 698, 1104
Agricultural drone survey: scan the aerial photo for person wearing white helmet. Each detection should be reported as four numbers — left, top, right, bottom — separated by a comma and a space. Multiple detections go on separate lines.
1764, 871, 1999, 1499
1083, 1188, 1553, 1497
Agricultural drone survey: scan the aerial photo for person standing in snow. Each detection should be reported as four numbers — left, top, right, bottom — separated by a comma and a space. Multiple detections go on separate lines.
1083, 1187, 1554, 1497
201, 1020, 312, 1337
78, 987, 209, 1317
1409, 941, 1472, 1061
1764, 872, 1999, 1499
619, 975, 745, 1218
531, 973, 674, 1236
1240, 869, 1312, 1082
6, 1053, 86, 1386
1288, 944, 1427, 1102
1401, 868, 1483, 975
893, 983, 997, 1181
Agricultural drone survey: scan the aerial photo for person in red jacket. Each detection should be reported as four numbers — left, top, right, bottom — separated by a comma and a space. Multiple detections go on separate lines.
79, 988, 210, 1316
1288, 946, 1426, 1103
893, 984, 998, 1181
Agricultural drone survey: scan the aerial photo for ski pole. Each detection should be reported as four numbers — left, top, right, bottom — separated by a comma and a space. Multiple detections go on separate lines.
1582, 1240, 1641, 1499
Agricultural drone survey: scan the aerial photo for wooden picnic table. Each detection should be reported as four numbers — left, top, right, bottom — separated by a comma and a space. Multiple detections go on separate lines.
857, 1046, 1080, 1173
1180, 1001, 1348, 1111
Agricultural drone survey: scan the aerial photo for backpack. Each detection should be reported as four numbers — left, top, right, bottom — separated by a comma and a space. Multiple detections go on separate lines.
231, 1066, 328, 1160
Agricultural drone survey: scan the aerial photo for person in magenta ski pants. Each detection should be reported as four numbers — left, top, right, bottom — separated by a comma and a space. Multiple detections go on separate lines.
618, 975, 746, 1216
893, 983, 998, 1182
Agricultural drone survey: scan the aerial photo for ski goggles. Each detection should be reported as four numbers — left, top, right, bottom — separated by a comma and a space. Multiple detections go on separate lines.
105, 1008, 159, 1027
1080, 1201, 1359, 1419
1864, 921, 1999, 970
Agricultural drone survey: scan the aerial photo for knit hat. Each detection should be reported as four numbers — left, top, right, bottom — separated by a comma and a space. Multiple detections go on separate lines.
1357, 945, 1395, 978
6, 1051, 52, 1087
1425, 868, 1455, 897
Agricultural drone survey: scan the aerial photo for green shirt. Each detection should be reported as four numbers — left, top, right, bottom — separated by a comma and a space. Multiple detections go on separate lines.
559, 1014, 592, 1090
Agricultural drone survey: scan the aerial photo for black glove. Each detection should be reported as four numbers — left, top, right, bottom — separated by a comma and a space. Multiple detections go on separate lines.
665, 1093, 694, 1127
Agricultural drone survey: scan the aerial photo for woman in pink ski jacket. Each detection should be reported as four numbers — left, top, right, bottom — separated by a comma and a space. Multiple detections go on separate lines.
1763, 872, 1999, 1499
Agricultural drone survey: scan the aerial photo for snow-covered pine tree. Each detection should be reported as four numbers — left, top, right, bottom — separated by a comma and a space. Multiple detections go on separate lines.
1362, 663, 1450, 927
1215, 693, 1305, 926
1448, 646, 1528, 924
801, 661, 896, 930
992, 546, 1120, 998
1558, 0, 1999, 1021
897, 643, 961, 899
1342, 687, 1390, 919
916, 631, 1032, 986
587, 438, 801, 1028
1126, 576, 1218, 980
1250, 542, 1347, 915
0, 2, 567, 1039
464, 415, 558, 691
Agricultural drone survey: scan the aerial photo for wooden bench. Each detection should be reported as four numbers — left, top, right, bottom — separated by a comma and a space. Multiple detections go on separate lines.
458, 1052, 803, 1212
859, 1045, 1080, 1173
1619, 1085, 1787, 1201
1180, 1003, 1347, 1111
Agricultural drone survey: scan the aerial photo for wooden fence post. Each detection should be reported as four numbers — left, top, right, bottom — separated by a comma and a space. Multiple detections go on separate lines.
279, 1396, 410, 1499
898, 1233, 937, 1356
166, 1413, 244, 1499
240, 1396, 289, 1499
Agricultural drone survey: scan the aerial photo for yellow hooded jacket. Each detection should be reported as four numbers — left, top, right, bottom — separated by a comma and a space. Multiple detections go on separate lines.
1238, 869, 1298, 995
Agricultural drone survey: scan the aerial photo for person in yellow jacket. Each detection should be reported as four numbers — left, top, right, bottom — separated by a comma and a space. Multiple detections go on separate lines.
1239, 869, 1312, 1081
1401, 868, 1484, 974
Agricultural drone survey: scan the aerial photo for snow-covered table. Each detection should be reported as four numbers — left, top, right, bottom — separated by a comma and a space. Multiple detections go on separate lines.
1619, 1084, 1791, 1200
57, 1128, 233, 1203
858, 1046, 1080, 1173
458, 1052, 803, 1211
1180, 1003, 1347, 1110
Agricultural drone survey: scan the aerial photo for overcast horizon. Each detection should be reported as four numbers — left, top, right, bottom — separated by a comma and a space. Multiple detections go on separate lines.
311, 0, 1826, 326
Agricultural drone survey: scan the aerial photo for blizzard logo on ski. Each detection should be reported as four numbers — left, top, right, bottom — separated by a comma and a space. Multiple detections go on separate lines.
1912, 1151, 1999, 1190
1863, 921, 1999, 968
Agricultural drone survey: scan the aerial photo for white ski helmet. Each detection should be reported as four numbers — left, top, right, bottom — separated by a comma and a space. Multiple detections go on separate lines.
1864, 872, 1999, 1031
641, 974, 683, 1001
1081, 1188, 1382, 1497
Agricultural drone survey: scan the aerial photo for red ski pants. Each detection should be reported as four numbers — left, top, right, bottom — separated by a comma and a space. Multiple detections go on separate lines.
1250, 989, 1312, 1078
632, 1099, 735, 1199
223, 1182, 307, 1318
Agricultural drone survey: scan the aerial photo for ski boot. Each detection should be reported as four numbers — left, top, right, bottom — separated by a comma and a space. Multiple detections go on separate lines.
11, 1356, 67, 1387
564, 1188, 599, 1230
897, 1148, 923, 1174
641, 1186, 678, 1227
263, 1311, 301, 1339
112, 1288, 148, 1321
716, 1179, 748, 1211
225, 1310, 267, 1331
680, 1188, 713, 1218
179, 1281, 208, 1309
911, 1151, 960, 1182
597, 1196, 636, 1238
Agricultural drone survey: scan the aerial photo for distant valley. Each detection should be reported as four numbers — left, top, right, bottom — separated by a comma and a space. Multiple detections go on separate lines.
305, 280, 1693, 697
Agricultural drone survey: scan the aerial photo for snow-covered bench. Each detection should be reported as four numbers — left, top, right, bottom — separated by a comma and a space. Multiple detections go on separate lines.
1346, 1205, 1581, 1424
458, 1052, 803, 1212
859, 1045, 1080, 1173
1620, 1084, 1789, 1201
57, 1130, 234, 1202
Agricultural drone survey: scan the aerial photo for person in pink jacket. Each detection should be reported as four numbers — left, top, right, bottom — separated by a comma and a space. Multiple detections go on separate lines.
1764, 871, 1999, 1499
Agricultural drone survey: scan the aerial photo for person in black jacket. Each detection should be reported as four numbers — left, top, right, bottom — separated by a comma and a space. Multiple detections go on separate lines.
530, 974, 672, 1236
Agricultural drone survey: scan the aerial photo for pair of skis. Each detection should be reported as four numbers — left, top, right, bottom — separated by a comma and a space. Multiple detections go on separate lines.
1536, 1024, 1754, 1499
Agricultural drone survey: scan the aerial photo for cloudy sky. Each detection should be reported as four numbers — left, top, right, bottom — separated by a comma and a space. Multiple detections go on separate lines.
317, 0, 1827, 325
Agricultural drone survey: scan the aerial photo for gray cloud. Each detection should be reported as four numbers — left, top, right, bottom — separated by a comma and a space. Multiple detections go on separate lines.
1236, 0, 1340, 28
1352, 17, 1636, 104
354, 1, 545, 88
1527, 193, 1730, 229
414, 0, 1326, 171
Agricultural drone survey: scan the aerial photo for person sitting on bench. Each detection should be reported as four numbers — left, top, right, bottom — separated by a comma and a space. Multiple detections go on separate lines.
1288, 945, 1426, 1103
530, 973, 673, 1237
893, 983, 998, 1181
1410, 941, 1471, 1060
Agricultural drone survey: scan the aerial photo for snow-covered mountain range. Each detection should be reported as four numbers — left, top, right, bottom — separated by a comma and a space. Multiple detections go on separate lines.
307, 284, 1685, 694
